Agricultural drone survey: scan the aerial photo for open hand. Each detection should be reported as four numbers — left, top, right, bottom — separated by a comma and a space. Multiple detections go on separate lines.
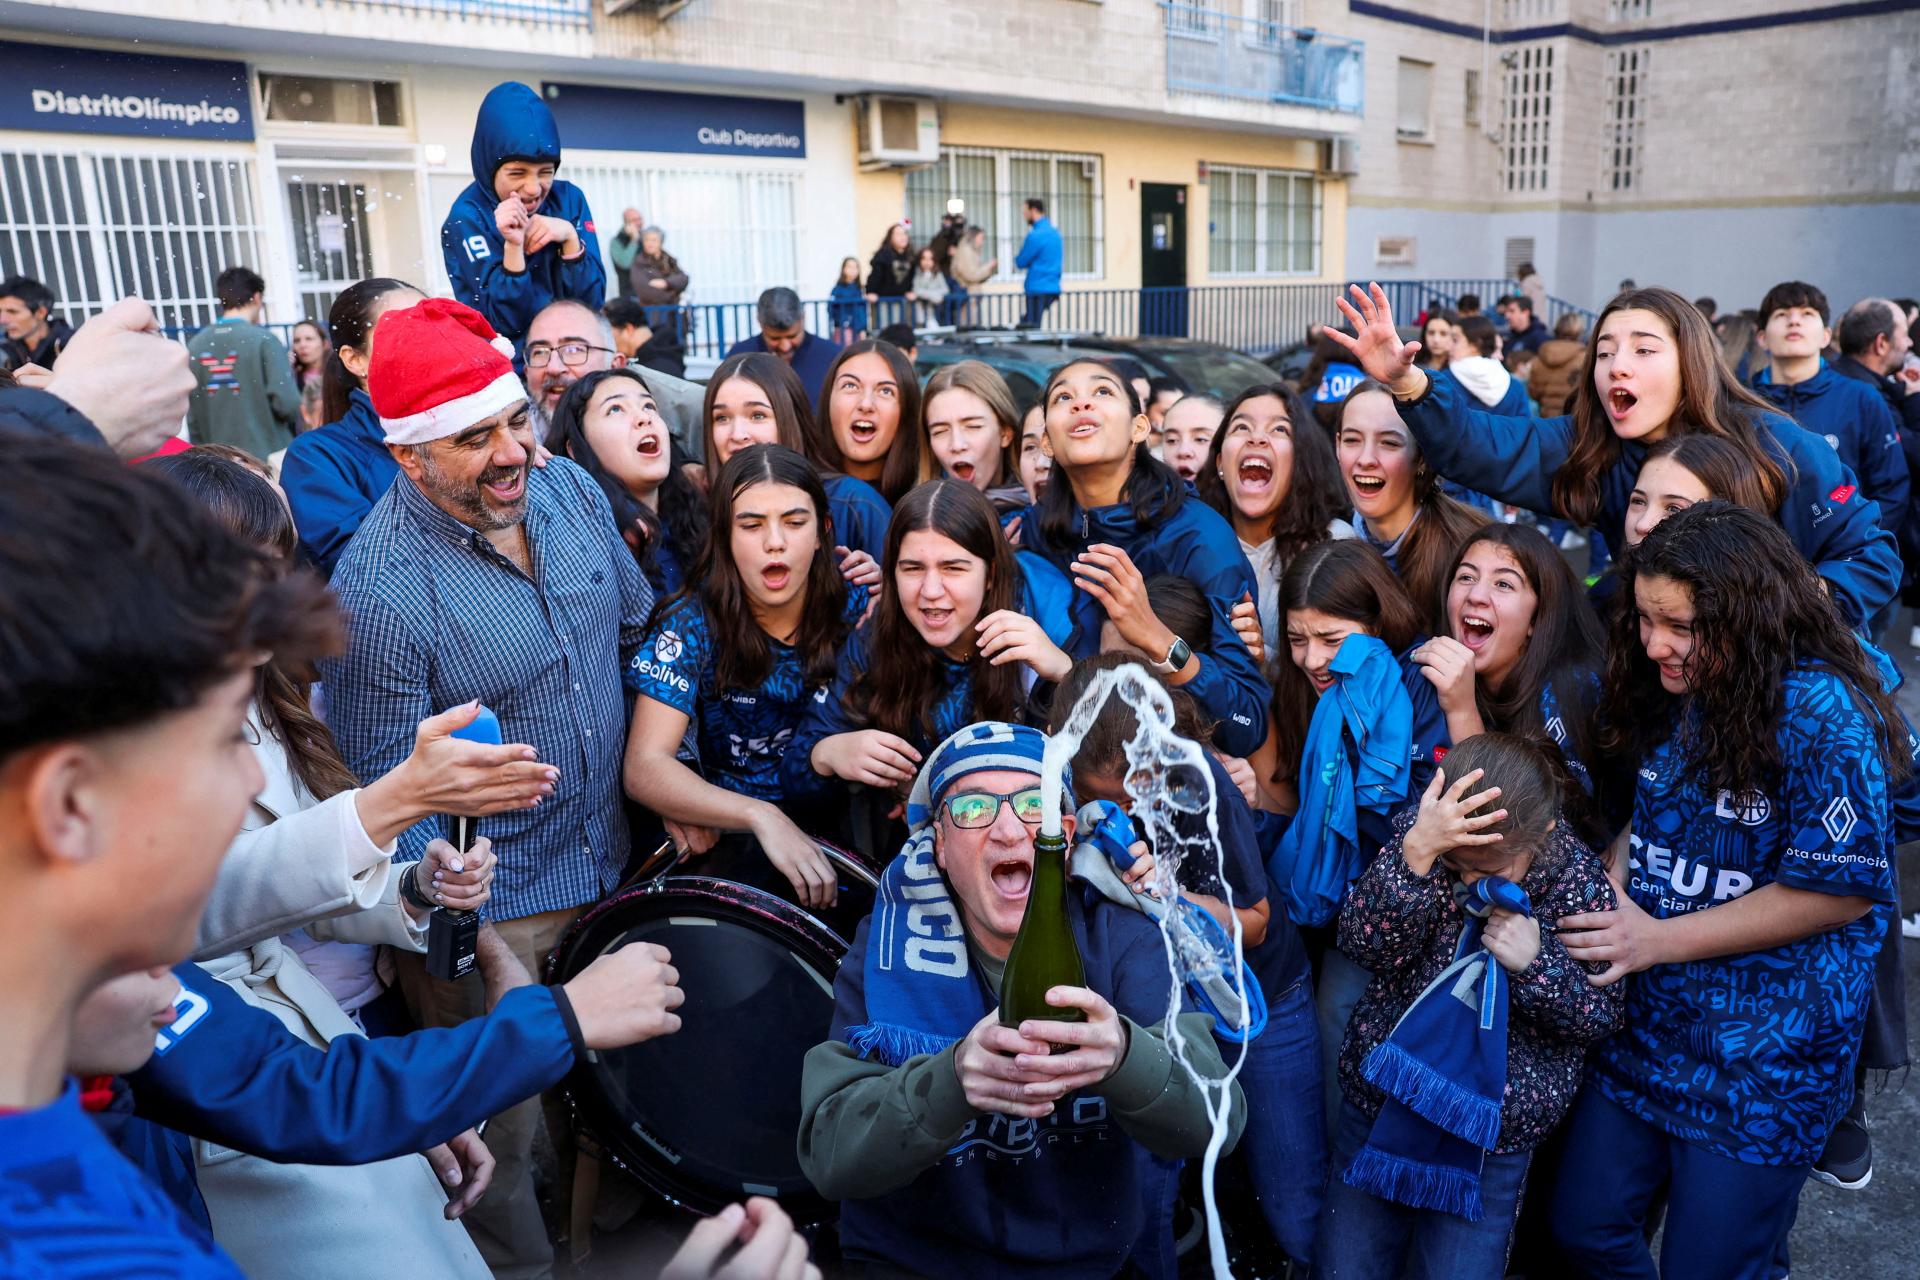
814, 729, 921, 790
1328, 282, 1424, 396
752, 808, 837, 907
1402, 766, 1505, 876
423, 1129, 494, 1220
1559, 891, 1665, 987
1072, 544, 1165, 656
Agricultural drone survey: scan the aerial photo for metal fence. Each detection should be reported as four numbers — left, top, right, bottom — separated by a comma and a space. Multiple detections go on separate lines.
1161, 2, 1365, 115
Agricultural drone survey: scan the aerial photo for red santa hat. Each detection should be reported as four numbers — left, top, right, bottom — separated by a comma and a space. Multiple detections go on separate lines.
368, 297, 526, 446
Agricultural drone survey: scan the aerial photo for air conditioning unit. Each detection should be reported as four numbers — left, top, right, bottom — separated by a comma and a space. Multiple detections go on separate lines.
857, 95, 940, 169
1320, 136, 1360, 176
1375, 236, 1418, 268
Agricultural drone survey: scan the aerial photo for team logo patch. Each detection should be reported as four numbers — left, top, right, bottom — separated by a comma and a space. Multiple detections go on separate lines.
1714, 788, 1771, 826
654, 630, 684, 663
583, 219, 596, 233
1432, 745, 1448, 763
1823, 796, 1859, 843
1830, 484, 1856, 503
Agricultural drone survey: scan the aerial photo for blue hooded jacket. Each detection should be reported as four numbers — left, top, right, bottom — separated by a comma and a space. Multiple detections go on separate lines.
1751, 361, 1910, 535
1021, 491, 1268, 757
1396, 369, 1902, 629
1014, 216, 1064, 295
441, 82, 606, 347
281, 389, 402, 575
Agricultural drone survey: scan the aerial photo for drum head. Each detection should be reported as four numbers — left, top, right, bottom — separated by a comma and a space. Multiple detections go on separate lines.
555, 841, 878, 1225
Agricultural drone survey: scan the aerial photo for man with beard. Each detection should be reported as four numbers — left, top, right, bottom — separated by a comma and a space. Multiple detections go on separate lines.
523, 298, 704, 457
318, 297, 652, 1279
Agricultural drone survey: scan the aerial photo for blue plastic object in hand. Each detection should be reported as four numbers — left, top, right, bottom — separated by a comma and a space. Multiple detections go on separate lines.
1458, 874, 1531, 920
448, 704, 503, 747
1081, 799, 1140, 872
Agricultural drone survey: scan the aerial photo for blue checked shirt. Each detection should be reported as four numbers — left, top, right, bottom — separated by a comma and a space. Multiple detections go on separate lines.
318, 458, 652, 920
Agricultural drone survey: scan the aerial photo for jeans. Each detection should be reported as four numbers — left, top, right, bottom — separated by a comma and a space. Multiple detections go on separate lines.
1315, 947, 1372, 1147
1237, 975, 1329, 1265
1314, 1100, 1531, 1280
1546, 1088, 1809, 1280
1021, 291, 1059, 327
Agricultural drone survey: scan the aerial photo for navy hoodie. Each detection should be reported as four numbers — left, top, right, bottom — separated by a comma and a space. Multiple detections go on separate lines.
281, 388, 402, 574
1752, 361, 1910, 535
1022, 490, 1268, 756
441, 82, 606, 347
1396, 370, 1902, 629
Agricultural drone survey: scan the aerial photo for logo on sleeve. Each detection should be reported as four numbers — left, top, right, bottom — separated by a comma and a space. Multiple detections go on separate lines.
1824, 434, 1841, 450
1830, 484, 1857, 504
1545, 715, 1566, 744
654, 631, 684, 663
1714, 789, 1771, 826
1823, 795, 1859, 843
1432, 745, 1448, 763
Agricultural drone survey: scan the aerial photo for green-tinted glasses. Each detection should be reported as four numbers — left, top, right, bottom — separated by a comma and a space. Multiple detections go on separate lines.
941, 786, 1047, 829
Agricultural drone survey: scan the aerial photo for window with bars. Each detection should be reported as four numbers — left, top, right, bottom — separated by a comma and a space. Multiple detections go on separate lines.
1501, 44, 1554, 194
1603, 47, 1650, 193
563, 161, 801, 305
1205, 165, 1321, 276
0, 147, 266, 332
1501, 0, 1559, 22
1607, 0, 1653, 20
905, 147, 1104, 281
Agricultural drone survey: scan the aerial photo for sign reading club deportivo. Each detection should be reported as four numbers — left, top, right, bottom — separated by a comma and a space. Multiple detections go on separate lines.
0, 40, 252, 142
541, 82, 805, 158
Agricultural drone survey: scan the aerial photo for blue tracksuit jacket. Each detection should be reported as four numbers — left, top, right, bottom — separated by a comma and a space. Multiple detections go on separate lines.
1752, 360, 1910, 536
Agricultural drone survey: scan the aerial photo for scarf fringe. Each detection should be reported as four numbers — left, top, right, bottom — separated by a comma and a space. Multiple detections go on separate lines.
1361, 1040, 1503, 1150
1344, 1144, 1485, 1221
845, 1022, 958, 1068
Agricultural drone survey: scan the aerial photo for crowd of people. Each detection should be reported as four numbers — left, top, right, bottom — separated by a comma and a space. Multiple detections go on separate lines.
3, 77, 1920, 1280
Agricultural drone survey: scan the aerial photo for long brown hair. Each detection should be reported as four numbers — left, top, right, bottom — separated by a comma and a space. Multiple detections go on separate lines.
321, 277, 418, 426
702, 351, 817, 460
923, 360, 1021, 489
678, 444, 848, 693
1639, 434, 1779, 516
846, 480, 1023, 745
1554, 287, 1789, 525
142, 448, 357, 801
1197, 382, 1347, 566
1267, 539, 1422, 783
1338, 381, 1484, 631
813, 338, 928, 502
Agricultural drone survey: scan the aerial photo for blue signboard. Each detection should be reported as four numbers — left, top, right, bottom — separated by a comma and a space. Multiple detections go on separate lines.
541, 82, 804, 159
0, 40, 252, 142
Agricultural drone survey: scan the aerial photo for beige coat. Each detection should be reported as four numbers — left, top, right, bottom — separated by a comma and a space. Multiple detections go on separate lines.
186, 708, 490, 1280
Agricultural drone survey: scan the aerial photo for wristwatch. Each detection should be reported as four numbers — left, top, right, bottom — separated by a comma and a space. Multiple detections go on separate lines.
399, 862, 438, 913
1149, 636, 1192, 676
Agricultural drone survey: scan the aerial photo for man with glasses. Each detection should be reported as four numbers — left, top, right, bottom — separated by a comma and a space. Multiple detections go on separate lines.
799, 721, 1241, 1278
522, 299, 704, 455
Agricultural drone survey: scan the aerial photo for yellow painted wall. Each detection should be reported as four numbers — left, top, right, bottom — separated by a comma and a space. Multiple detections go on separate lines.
851, 102, 1349, 292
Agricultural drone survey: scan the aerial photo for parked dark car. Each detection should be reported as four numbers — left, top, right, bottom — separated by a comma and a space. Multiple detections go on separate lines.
912, 333, 1154, 413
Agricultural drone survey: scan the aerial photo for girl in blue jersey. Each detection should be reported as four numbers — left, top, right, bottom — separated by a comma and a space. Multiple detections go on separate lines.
1246, 539, 1435, 1142
704, 350, 891, 572
812, 338, 930, 504
1334, 379, 1484, 632
1328, 283, 1902, 627
1197, 382, 1355, 657
1546, 501, 1903, 1279
1408, 522, 1608, 815
1024, 357, 1269, 758
622, 444, 861, 908
783, 480, 1069, 821
546, 368, 708, 595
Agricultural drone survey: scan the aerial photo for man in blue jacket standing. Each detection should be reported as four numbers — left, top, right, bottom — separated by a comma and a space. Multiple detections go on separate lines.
1751, 280, 1910, 537
442, 82, 606, 350
1015, 197, 1063, 328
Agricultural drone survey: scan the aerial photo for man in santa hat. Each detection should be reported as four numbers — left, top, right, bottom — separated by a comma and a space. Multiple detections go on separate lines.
317, 297, 656, 1277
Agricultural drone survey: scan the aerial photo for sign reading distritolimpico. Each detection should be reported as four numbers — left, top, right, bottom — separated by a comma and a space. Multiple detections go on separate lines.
0, 39, 253, 142
541, 82, 805, 159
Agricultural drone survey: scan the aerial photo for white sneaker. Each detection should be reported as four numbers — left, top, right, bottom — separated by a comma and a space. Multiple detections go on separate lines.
1904, 911, 1920, 940
1908, 624, 1920, 650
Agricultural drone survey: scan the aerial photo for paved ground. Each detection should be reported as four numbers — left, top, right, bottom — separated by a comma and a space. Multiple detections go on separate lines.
560, 606, 1920, 1280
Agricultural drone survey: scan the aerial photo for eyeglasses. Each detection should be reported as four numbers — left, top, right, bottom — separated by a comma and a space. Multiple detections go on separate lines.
941, 786, 1047, 830
524, 341, 618, 369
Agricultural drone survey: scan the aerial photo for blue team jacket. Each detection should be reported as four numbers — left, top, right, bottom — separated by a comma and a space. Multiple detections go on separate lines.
1397, 368, 1901, 628
441, 82, 606, 347
1014, 217, 1064, 294
119, 965, 578, 1217
1021, 492, 1268, 756
281, 389, 402, 575
1751, 361, 1910, 535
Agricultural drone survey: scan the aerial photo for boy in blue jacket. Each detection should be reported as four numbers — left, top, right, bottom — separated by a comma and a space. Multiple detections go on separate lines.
1752, 280, 1909, 536
441, 81, 606, 349
0, 434, 339, 1279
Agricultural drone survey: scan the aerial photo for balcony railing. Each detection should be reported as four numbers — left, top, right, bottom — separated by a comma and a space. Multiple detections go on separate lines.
298, 0, 593, 26
1161, 3, 1364, 115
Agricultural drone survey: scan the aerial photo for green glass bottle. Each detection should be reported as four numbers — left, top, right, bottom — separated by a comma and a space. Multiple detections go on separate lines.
999, 830, 1087, 1033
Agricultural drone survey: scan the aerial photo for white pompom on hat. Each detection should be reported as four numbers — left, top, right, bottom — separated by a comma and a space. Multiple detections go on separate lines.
369, 297, 526, 445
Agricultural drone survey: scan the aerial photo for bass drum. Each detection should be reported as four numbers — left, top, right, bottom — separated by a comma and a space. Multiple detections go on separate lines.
551, 837, 878, 1227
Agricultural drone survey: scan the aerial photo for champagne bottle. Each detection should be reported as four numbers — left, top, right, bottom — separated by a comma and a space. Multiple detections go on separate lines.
999, 830, 1087, 1033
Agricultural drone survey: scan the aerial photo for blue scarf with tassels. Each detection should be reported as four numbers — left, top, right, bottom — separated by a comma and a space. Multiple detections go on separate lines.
1343, 875, 1531, 1220
1268, 632, 1413, 926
